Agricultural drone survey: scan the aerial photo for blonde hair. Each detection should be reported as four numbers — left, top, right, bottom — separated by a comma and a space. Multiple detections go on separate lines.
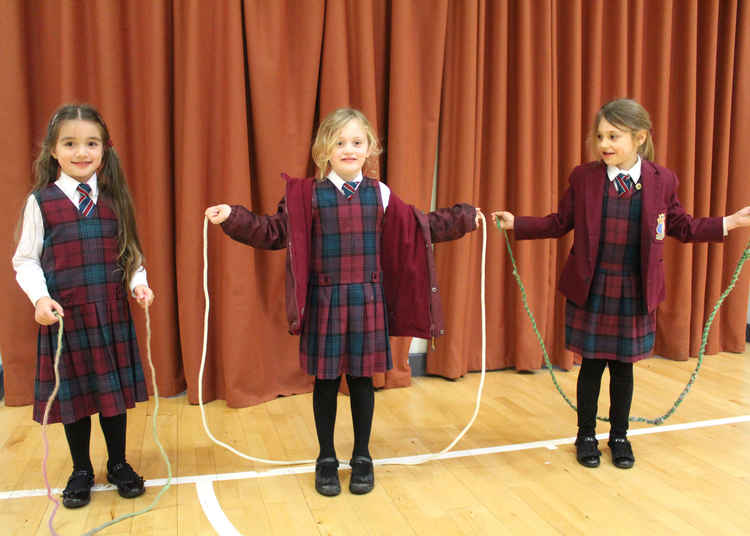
589, 98, 655, 161
311, 108, 383, 180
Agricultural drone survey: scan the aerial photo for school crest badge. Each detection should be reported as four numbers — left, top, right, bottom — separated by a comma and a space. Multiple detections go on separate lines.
656, 213, 665, 241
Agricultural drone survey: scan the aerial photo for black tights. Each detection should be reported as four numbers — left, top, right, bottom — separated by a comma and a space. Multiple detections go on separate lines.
313, 375, 374, 460
63, 413, 128, 472
576, 358, 633, 439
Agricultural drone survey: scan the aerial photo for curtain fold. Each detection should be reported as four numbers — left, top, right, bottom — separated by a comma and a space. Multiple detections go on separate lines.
1, 0, 747, 409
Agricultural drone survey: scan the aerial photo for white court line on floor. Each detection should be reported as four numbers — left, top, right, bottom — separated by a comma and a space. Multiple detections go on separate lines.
196, 480, 245, 536
2, 414, 748, 501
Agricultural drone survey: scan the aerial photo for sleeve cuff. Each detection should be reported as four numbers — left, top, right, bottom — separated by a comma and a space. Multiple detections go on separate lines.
129, 266, 149, 295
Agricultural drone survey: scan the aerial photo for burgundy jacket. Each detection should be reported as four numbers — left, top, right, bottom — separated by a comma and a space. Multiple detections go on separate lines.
514, 160, 724, 313
221, 174, 477, 337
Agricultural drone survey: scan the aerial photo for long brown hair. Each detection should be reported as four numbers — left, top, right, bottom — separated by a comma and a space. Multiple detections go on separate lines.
27, 103, 144, 285
311, 108, 383, 180
589, 98, 655, 161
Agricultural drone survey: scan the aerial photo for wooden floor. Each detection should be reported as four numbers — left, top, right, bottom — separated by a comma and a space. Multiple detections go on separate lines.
2, 346, 750, 535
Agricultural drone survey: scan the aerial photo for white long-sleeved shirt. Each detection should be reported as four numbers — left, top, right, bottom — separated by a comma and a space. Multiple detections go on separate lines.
12, 172, 148, 305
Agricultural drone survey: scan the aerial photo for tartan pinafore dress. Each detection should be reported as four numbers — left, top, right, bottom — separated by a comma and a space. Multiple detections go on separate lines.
32, 184, 148, 424
564, 176, 656, 363
300, 178, 392, 379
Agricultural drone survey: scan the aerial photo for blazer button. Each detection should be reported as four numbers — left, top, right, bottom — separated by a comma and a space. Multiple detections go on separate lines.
431, 287, 438, 293
440, 329, 445, 335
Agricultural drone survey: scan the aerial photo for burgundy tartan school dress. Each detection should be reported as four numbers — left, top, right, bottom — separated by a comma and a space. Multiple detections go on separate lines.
564, 176, 655, 362
32, 184, 148, 424
300, 178, 391, 379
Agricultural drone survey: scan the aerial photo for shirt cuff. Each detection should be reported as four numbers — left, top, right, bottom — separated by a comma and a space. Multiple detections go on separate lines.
29, 290, 51, 307
723, 217, 728, 236
129, 267, 149, 296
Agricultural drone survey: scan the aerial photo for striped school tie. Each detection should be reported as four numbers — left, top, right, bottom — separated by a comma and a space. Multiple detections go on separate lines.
342, 181, 357, 200
77, 182, 95, 216
614, 173, 633, 197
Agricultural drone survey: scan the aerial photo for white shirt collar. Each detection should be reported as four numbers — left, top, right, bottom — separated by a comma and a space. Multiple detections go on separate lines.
606, 156, 641, 184
327, 169, 363, 190
56, 172, 98, 199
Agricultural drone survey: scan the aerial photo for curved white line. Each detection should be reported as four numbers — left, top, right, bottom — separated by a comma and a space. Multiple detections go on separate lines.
195, 480, 245, 536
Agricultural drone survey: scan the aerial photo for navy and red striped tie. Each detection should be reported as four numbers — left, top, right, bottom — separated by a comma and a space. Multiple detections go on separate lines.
77, 182, 94, 216
342, 181, 357, 200
614, 173, 633, 197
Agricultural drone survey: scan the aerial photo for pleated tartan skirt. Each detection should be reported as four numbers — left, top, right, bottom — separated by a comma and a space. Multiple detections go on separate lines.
33, 298, 148, 425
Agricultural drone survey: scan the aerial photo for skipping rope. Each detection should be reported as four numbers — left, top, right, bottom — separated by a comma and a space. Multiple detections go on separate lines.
199, 211, 488, 467
41, 305, 173, 535
495, 219, 750, 425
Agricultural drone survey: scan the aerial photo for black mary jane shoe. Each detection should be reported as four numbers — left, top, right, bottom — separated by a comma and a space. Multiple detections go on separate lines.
608, 437, 635, 469
315, 457, 341, 497
62, 469, 95, 509
575, 436, 601, 468
107, 462, 146, 498
348, 455, 374, 495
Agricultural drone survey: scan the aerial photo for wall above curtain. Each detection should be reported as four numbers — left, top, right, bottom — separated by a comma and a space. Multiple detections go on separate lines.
0, 0, 747, 408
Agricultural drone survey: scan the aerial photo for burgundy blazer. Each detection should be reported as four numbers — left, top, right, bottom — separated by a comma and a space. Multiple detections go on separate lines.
220, 174, 477, 337
514, 160, 724, 313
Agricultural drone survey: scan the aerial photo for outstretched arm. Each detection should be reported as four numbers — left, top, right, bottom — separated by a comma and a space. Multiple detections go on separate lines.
428, 203, 478, 243
205, 199, 289, 250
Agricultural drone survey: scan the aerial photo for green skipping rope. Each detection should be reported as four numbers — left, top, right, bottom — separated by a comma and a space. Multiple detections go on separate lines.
494, 218, 750, 425
46, 306, 173, 536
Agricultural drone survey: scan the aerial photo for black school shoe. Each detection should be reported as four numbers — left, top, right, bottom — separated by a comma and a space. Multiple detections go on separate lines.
62, 469, 95, 508
574, 436, 601, 468
349, 456, 374, 495
107, 462, 145, 498
608, 437, 635, 469
315, 457, 341, 496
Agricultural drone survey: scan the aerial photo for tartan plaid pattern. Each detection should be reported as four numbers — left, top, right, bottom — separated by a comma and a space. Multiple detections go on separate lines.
300, 178, 392, 379
565, 178, 655, 363
32, 185, 147, 424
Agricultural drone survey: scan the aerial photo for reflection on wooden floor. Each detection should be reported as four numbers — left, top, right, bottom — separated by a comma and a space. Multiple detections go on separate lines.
2, 347, 749, 535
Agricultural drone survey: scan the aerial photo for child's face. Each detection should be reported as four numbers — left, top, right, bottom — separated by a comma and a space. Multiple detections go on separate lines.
51, 119, 104, 182
329, 119, 371, 180
595, 118, 645, 170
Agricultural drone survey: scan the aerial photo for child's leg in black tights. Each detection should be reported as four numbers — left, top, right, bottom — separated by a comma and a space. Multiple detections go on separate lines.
99, 413, 127, 468
313, 377, 342, 460
576, 358, 608, 437
63, 416, 93, 472
346, 375, 374, 459
607, 361, 634, 439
